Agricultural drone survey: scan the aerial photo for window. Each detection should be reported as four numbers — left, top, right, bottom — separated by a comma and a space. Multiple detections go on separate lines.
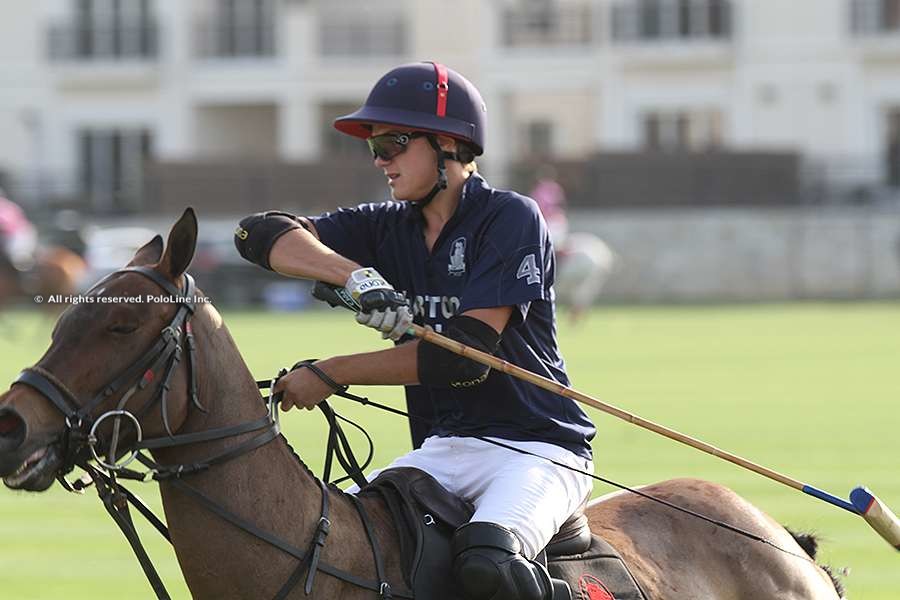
886, 110, 900, 187
502, 0, 593, 47
524, 120, 555, 158
78, 128, 153, 212
887, 0, 900, 29
852, 0, 900, 34
613, 0, 732, 42
198, 0, 276, 58
319, 18, 406, 56
50, 0, 157, 60
318, 10, 406, 57
642, 110, 722, 152
319, 103, 372, 158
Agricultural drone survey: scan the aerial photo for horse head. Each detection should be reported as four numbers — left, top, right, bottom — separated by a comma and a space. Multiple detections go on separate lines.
0, 208, 200, 491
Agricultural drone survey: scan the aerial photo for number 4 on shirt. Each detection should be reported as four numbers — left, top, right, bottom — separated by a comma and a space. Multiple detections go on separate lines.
516, 253, 541, 285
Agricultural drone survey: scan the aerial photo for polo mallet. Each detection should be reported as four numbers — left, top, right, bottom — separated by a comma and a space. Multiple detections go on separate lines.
311, 282, 900, 551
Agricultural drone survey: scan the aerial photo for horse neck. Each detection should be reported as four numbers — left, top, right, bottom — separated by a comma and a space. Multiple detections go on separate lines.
149, 304, 394, 597
150, 303, 277, 469
151, 302, 322, 511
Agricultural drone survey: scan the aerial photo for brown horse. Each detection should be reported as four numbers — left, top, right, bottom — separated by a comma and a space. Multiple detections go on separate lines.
0, 245, 86, 310
0, 209, 842, 599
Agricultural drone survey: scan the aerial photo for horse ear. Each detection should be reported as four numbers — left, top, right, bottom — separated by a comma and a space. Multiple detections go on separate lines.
158, 207, 198, 281
127, 235, 164, 267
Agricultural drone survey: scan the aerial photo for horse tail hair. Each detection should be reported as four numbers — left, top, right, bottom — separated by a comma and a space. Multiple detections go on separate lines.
784, 527, 846, 599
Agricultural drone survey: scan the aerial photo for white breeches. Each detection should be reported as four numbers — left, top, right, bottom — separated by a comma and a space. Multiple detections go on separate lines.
346, 435, 594, 559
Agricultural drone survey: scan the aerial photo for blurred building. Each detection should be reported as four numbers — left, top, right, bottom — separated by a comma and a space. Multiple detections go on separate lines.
1, 0, 899, 301
2, 0, 900, 214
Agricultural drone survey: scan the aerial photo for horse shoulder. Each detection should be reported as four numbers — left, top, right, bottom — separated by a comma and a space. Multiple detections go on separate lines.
327, 491, 407, 596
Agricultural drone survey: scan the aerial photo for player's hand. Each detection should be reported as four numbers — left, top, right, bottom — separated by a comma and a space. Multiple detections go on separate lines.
345, 268, 413, 341
273, 364, 334, 411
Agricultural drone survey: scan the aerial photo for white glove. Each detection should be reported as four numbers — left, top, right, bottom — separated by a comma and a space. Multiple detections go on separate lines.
345, 268, 414, 341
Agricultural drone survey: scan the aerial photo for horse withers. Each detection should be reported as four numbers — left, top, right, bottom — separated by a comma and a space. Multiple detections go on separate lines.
0, 208, 844, 599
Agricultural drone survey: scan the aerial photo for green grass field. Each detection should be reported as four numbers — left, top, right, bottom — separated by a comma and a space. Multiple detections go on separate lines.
1, 303, 898, 599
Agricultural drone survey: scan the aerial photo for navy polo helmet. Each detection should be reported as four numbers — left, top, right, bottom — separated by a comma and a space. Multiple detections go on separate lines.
334, 62, 487, 155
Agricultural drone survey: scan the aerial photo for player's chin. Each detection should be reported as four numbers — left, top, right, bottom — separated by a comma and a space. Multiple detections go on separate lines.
395, 188, 434, 203
389, 187, 414, 202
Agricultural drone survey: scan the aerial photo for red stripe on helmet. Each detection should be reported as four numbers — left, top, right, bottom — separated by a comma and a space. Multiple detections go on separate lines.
433, 62, 449, 118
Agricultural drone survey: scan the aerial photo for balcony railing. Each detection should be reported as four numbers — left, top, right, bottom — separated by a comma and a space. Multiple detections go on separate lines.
194, 24, 277, 58
851, 0, 900, 35
318, 18, 407, 57
612, 0, 732, 43
47, 23, 159, 61
501, 3, 594, 47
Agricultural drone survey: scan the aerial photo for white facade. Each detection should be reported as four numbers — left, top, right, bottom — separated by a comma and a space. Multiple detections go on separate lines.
3, 0, 900, 210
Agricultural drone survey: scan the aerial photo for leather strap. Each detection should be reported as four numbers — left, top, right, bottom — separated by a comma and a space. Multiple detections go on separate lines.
169, 478, 413, 598
272, 479, 331, 599
350, 494, 393, 598
432, 62, 449, 117
92, 467, 172, 600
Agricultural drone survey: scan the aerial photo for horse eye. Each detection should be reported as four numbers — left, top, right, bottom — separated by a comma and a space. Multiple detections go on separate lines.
106, 323, 138, 335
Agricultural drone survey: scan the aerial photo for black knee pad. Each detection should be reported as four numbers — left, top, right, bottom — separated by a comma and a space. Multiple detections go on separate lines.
451, 522, 571, 600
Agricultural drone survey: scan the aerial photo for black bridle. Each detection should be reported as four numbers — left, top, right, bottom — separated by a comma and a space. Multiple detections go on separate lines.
16, 266, 202, 477
13, 266, 410, 600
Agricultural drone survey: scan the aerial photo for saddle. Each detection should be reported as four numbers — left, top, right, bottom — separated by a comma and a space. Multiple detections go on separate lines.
357, 467, 647, 600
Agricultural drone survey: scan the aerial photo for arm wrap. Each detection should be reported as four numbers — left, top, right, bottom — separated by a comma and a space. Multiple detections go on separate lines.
233, 211, 309, 270
417, 315, 501, 389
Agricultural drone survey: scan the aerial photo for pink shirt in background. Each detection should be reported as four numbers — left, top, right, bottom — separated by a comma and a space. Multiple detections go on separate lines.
0, 195, 38, 265
0, 196, 33, 238
530, 178, 569, 245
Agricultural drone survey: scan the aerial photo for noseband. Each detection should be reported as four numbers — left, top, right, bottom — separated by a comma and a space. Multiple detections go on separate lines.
14, 266, 203, 476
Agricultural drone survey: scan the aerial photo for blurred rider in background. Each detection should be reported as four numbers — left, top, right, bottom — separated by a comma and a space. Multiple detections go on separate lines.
529, 169, 617, 324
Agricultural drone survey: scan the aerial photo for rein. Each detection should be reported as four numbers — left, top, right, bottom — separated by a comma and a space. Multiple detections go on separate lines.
318, 382, 819, 566
14, 267, 411, 600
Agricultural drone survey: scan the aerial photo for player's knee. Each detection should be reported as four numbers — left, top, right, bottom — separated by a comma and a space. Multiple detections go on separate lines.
451, 522, 571, 600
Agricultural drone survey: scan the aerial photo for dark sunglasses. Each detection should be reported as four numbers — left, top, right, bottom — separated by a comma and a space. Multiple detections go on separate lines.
366, 132, 426, 161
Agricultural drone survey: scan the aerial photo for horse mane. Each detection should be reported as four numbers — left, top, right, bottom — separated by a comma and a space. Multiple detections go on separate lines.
275, 426, 348, 497
239, 328, 347, 498
784, 527, 846, 598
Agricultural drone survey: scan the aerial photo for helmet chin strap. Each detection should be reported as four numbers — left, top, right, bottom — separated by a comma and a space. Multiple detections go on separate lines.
414, 135, 460, 209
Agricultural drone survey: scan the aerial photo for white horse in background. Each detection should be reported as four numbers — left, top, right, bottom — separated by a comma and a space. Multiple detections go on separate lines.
554, 231, 617, 323
531, 175, 618, 323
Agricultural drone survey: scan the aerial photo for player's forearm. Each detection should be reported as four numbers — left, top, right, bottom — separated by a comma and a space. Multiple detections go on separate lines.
268, 228, 360, 286
317, 340, 420, 386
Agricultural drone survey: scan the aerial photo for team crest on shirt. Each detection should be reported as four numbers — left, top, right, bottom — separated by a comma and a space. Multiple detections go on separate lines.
448, 237, 467, 276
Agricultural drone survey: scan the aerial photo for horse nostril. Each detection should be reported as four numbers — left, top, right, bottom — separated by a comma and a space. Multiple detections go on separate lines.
0, 408, 26, 451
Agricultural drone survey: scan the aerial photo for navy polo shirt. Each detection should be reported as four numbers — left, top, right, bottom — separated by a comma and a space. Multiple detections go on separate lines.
310, 174, 595, 460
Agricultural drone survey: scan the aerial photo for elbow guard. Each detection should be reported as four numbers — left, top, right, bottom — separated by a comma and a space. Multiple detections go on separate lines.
418, 316, 501, 389
233, 211, 309, 270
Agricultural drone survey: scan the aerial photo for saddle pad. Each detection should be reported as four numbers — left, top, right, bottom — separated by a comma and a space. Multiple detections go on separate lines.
549, 534, 648, 600
358, 467, 473, 600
